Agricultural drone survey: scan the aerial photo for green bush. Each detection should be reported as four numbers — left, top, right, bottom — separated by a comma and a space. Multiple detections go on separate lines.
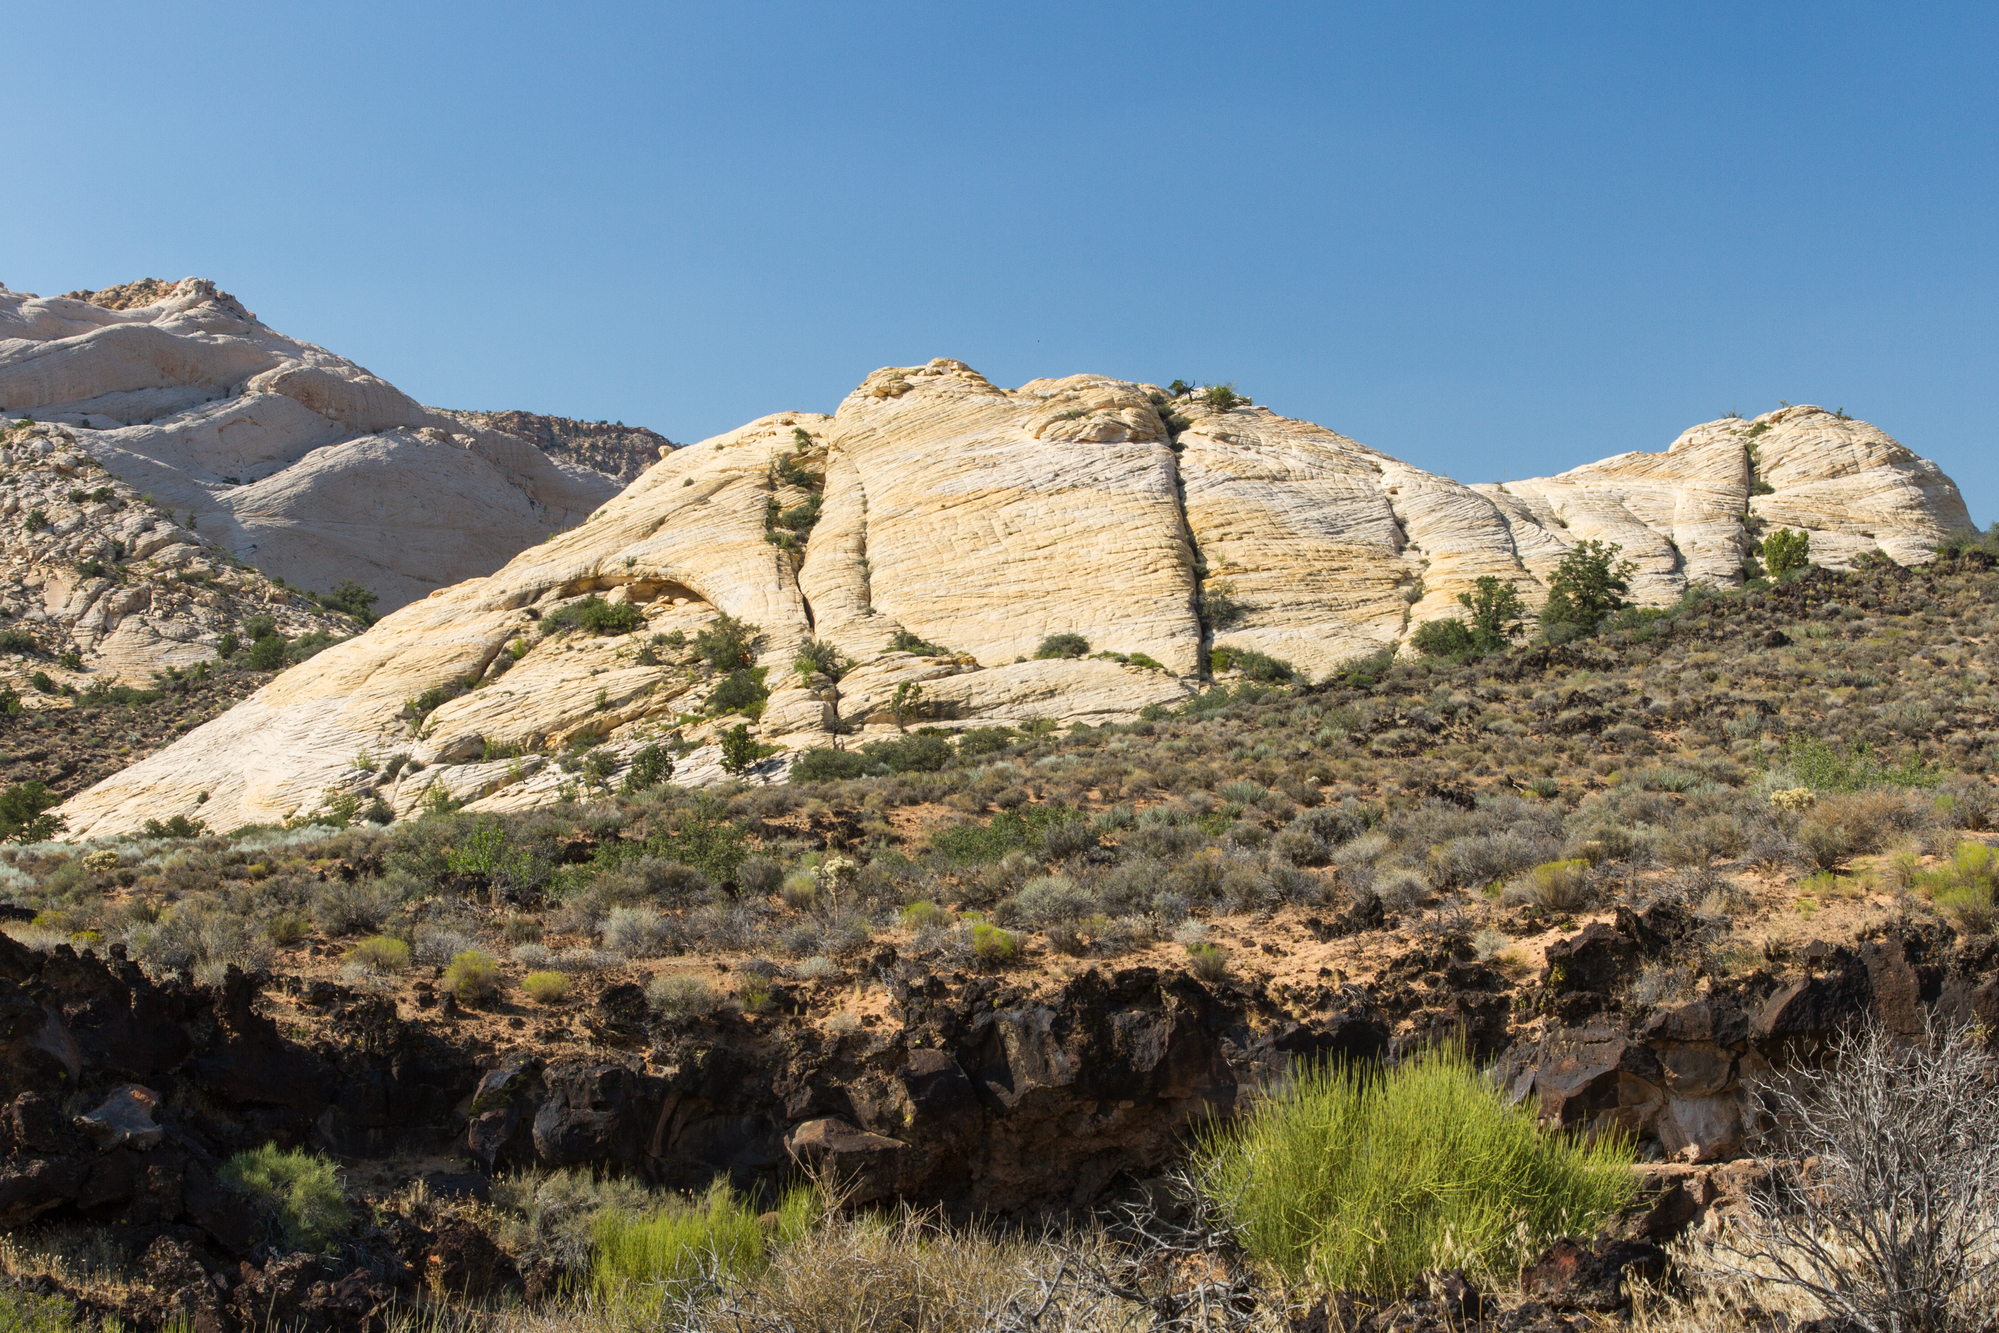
957, 725, 1016, 757
888, 627, 948, 655
0, 1288, 81, 1332
546, 595, 645, 635
719, 723, 780, 775
971, 922, 1020, 964
0, 780, 66, 843
1539, 540, 1635, 638
900, 900, 946, 929
220, 1143, 353, 1252
1034, 633, 1091, 660
693, 613, 761, 670
522, 971, 572, 1004
1185, 941, 1228, 981
592, 1182, 812, 1306
1210, 647, 1296, 682
1196, 1045, 1635, 1294
244, 631, 288, 671
1764, 526, 1811, 579
620, 744, 675, 794
929, 805, 1081, 864
344, 934, 411, 972
444, 949, 500, 1003
707, 667, 769, 716
793, 639, 850, 681
1410, 618, 1476, 659
791, 747, 871, 782
861, 732, 953, 773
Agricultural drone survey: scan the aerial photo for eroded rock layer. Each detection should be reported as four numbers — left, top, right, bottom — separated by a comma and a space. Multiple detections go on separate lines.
0, 278, 625, 612
58, 360, 1974, 837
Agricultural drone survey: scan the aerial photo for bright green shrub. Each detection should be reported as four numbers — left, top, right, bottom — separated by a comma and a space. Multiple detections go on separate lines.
219, 1143, 352, 1251
1185, 942, 1228, 981
899, 900, 945, 929
591, 1183, 813, 1308
344, 934, 411, 972
971, 922, 1019, 964
522, 971, 572, 1004
1195, 1046, 1635, 1294
444, 949, 500, 1003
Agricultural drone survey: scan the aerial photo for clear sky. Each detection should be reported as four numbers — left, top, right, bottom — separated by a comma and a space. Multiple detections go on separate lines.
6, 2, 1994, 523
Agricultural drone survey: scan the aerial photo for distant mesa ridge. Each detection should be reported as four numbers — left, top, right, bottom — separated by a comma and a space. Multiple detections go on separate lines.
53, 354, 1974, 839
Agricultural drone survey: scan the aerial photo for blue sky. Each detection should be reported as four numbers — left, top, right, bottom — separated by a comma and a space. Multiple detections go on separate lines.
6, 2, 1995, 522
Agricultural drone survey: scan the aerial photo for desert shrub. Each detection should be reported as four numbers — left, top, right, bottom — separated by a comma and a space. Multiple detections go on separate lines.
791, 748, 871, 782
602, 905, 675, 957
957, 725, 1016, 757
1185, 941, 1228, 981
1410, 617, 1476, 659
707, 667, 770, 716
693, 613, 761, 670
736, 855, 784, 897
343, 934, 410, 973
1034, 633, 1090, 660
522, 971, 572, 1004
899, 900, 945, 929
970, 922, 1019, 964
1697, 1022, 1999, 1333
1197, 1044, 1635, 1294
0, 1289, 77, 1332
443, 949, 500, 1003
593, 1182, 811, 1306
545, 595, 645, 635
491, 1168, 657, 1279
1005, 874, 1095, 926
0, 780, 65, 843
620, 744, 675, 794
887, 627, 948, 655
1764, 526, 1811, 579
647, 973, 718, 1017
1210, 646, 1297, 682
929, 805, 1082, 865
219, 1144, 352, 1252
1539, 539, 1636, 638
1505, 858, 1591, 910
861, 732, 955, 774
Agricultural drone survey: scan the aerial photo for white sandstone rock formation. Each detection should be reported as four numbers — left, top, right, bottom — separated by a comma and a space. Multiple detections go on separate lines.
57, 361, 1975, 838
0, 278, 624, 612
0, 420, 360, 692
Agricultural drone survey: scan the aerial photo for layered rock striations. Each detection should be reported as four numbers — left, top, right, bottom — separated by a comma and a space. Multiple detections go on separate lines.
58, 360, 1975, 837
0, 278, 626, 612
0, 421, 360, 688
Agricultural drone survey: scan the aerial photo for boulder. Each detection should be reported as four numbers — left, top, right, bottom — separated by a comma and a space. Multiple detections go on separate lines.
1518, 1236, 1669, 1313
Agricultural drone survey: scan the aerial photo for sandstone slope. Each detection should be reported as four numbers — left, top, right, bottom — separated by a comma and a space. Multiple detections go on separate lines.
0, 419, 360, 691
0, 278, 625, 613
57, 361, 1975, 837
438, 409, 673, 484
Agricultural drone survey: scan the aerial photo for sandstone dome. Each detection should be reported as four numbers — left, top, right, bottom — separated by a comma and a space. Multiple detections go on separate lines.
57, 358, 1975, 839
0, 278, 626, 612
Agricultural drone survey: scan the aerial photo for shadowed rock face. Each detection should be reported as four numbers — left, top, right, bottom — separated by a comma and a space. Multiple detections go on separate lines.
57, 357, 1974, 838
0, 278, 623, 612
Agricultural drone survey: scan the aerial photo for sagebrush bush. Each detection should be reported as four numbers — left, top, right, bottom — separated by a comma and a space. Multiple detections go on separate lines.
647, 973, 718, 1017
1197, 1045, 1635, 1294
219, 1143, 351, 1252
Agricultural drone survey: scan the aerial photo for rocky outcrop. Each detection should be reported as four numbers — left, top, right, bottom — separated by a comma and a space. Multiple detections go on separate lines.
1500, 915, 1999, 1165
0, 278, 624, 612
438, 409, 673, 484
0, 424, 360, 687
57, 359, 1975, 837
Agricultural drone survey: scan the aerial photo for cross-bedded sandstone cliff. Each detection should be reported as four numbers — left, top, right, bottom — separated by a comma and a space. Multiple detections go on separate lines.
56, 359, 1974, 838
0, 278, 626, 613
